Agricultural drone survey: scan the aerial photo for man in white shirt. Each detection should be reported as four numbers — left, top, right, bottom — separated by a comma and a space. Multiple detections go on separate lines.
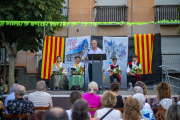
28, 81, 53, 109
4, 83, 19, 113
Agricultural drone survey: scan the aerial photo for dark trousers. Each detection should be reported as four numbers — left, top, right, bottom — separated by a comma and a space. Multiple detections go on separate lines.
110, 75, 120, 83
88, 63, 92, 82
127, 74, 137, 87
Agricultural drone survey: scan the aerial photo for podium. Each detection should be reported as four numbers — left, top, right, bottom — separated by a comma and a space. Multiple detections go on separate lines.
88, 54, 106, 93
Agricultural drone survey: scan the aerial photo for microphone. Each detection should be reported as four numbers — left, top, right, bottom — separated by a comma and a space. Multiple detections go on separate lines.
88, 46, 91, 51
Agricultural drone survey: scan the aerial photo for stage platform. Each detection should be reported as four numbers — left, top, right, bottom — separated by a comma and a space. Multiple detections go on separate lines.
1, 89, 179, 110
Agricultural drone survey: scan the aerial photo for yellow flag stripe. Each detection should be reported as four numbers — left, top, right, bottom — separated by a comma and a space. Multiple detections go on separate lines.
50, 37, 55, 76
57, 37, 60, 59
41, 36, 47, 79
139, 34, 143, 74
45, 36, 51, 79
134, 34, 138, 59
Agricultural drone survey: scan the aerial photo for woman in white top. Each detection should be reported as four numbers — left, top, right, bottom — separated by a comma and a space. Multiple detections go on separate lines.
52, 56, 64, 73
66, 91, 82, 120
94, 91, 122, 120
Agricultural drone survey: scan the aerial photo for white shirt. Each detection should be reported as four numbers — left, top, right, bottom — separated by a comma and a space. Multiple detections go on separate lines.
143, 103, 152, 110
52, 62, 64, 71
4, 92, 15, 113
71, 62, 83, 70
97, 108, 122, 120
177, 101, 180, 105
66, 109, 91, 120
28, 91, 53, 109
127, 61, 141, 73
107, 64, 121, 72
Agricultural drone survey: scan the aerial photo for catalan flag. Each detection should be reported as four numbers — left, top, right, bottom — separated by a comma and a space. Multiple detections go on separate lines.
134, 34, 154, 74
41, 35, 65, 79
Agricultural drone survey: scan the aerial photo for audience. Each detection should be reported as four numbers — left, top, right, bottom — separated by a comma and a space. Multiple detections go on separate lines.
110, 81, 125, 108
44, 107, 68, 120
66, 91, 83, 120
7, 85, 35, 119
135, 81, 151, 104
0, 101, 4, 119
133, 93, 155, 120
28, 81, 53, 109
121, 96, 142, 120
31, 111, 45, 120
0, 77, 8, 94
82, 82, 102, 115
4, 83, 19, 113
155, 98, 172, 120
72, 99, 90, 120
94, 91, 122, 120
152, 82, 175, 109
165, 104, 180, 120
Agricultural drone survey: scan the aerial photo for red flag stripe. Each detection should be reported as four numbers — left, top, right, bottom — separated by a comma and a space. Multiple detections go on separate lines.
48, 36, 53, 78
146, 34, 150, 74
59, 37, 62, 57
141, 35, 145, 74
54, 37, 58, 63
137, 34, 140, 63
43, 36, 49, 79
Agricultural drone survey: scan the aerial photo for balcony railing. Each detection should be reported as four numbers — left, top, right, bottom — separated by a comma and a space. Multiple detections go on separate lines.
155, 5, 180, 21
94, 6, 127, 22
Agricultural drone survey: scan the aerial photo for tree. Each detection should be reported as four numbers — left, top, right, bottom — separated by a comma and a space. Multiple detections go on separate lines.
0, 0, 66, 87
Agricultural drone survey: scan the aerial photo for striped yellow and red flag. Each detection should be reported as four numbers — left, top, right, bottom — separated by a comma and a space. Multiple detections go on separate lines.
134, 34, 154, 74
41, 35, 65, 79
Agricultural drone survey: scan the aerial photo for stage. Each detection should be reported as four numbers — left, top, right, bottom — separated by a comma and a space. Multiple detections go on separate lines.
2, 89, 179, 110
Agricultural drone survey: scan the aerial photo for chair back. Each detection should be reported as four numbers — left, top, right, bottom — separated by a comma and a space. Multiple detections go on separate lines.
35, 106, 50, 111
3, 113, 29, 120
114, 108, 124, 112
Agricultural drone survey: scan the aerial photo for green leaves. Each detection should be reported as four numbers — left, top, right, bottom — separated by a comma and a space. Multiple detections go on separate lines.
6, 14, 14, 20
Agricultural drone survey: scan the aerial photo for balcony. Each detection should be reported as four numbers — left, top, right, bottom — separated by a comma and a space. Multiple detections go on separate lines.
154, 5, 180, 21
94, 6, 127, 22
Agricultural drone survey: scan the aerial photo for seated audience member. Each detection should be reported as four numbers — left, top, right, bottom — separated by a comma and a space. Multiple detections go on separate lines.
0, 77, 8, 94
94, 91, 122, 120
72, 99, 90, 120
82, 82, 102, 115
155, 98, 172, 120
7, 85, 35, 119
135, 81, 151, 104
66, 91, 82, 120
132, 86, 151, 110
28, 81, 53, 109
31, 111, 45, 120
4, 83, 19, 113
152, 82, 175, 109
0, 101, 5, 119
165, 104, 180, 120
110, 81, 125, 108
133, 93, 155, 120
44, 107, 68, 120
120, 96, 142, 120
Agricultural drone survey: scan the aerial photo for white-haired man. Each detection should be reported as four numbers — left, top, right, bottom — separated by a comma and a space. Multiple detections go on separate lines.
7, 85, 35, 118
4, 83, 19, 113
133, 93, 155, 120
28, 81, 53, 109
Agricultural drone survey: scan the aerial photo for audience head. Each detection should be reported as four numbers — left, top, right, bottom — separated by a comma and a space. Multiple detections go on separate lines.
72, 99, 90, 120
36, 81, 46, 91
101, 91, 117, 108
112, 57, 117, 65
15, 85, 26, 98
56, 56, 61, 62
0, 77, 3, 86
31, 111, 45, 120
124, 96, 141, 120
132, 54, 138, 62
156, 82, 171, 101
133, 93, 145, 108
75, 56, 81, 64
44, 107, 68, 120
12, 83, 19, 92
110, 81, 120, 92
88, 81, 98, 94
70, 91, 82, 105
135, 81, 148, 95
132, 86, 143, 95
165, 104, 180, 120
91, 40, 97, 49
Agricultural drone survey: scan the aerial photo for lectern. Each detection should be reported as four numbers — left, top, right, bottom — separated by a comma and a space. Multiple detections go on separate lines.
88, 54, 106, 93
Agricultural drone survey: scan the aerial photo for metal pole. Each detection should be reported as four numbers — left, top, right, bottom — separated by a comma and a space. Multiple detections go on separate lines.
4, 50, 6, 84
131, 0, 133, 37
67, 0, 69, 37
90, 0, 91, 35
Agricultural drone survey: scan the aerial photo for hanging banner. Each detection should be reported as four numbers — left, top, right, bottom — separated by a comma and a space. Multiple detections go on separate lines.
103, 37, 128, 88
65, 36, 91, 82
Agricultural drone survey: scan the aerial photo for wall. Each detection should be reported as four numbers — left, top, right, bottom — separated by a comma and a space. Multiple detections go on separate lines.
95, 0, 127, 6
155, 0, 180, 5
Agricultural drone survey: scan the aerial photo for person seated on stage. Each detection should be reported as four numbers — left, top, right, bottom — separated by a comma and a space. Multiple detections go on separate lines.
107, 57, 121, 85
110, 82, 125, 109
28, 81, 53, 110
71, 56, 83, 75
82, 82, 102, 116
0, 77, 8, 94
127, 54, 141, 90
135, 81, 151, 105
52, 56, 65, 74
